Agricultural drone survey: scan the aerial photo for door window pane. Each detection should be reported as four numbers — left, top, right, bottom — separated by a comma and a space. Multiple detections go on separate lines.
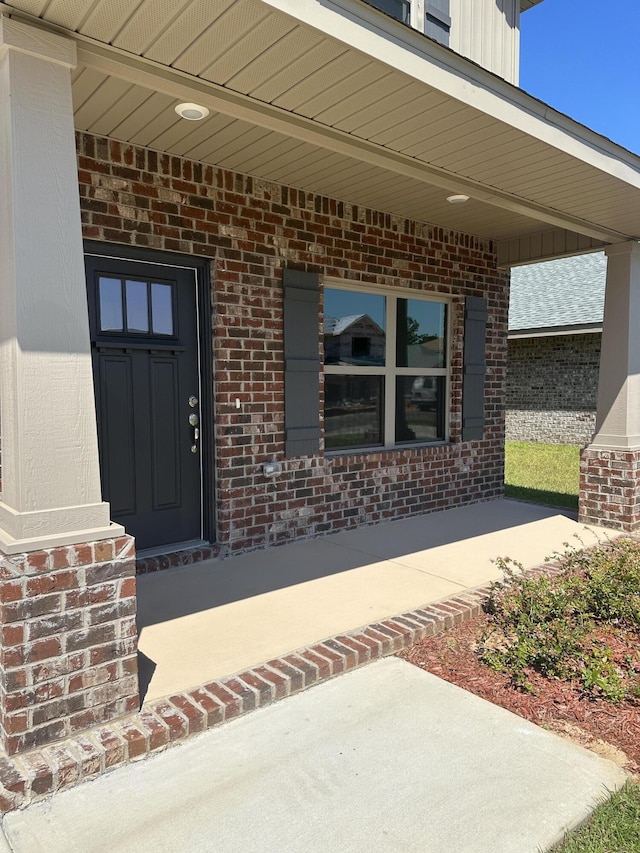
324, 289, 386, 366
396, 299, 446, 368
99, 277, 123, 331
151, 283, 174, 335
126, 280, 149, 333
396, 376, 445, 443
325, 375, 384, 449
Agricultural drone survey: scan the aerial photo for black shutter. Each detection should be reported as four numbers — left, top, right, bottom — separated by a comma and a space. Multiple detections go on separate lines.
426, 0, 451, 45
462, 296, 487, 442
283, 269, 321, 457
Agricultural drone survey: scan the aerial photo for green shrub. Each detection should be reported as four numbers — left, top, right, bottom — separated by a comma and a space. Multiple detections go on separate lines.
480, 540, 640, 702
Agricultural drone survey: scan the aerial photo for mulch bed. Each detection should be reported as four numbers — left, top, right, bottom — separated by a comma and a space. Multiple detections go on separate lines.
399, 613, 640, 775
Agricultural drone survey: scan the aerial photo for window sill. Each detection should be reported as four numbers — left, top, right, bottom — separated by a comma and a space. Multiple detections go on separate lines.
324, 439, 450, 458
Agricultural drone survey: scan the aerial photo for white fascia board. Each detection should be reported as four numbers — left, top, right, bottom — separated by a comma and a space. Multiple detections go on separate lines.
508, 324, 602, 339
260, 0, 640, 188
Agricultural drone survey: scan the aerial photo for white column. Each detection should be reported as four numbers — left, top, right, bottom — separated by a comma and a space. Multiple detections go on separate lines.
590, 241, 640, 450
0, 16, 122, 553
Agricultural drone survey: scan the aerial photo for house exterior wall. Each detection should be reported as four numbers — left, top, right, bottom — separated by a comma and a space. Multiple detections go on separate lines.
506, 333, 600, 445
76, 132, 508, 554
450, 0, 521, 83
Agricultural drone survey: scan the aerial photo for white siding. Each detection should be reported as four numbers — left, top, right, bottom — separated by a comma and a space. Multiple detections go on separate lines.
450, 0, 520, 84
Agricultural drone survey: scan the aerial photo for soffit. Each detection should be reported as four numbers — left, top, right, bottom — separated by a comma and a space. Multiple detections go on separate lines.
3, 0, 639, 249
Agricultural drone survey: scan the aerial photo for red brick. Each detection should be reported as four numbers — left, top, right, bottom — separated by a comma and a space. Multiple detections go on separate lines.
138, 711, 169, 751
0, 758, 27, 796
310, 643, 346, 675
169, 695, 206, 735
252, 665, 289, 700
149, 701, 189, 742
42, 744, 80, 788
187, 688, 225, 727
237, 671, 274, 706
298, 649, 332, 681
117, 721, 148, 759
0, 581, 23, 603
95, 727, 127, 768
73, 735, 104, 778
20, 752, 54, 796
26, 552, 50, 573
220, 677, 258, 713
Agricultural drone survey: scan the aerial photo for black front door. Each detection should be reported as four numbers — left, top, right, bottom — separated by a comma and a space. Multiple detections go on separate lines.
86, 254, 203, 550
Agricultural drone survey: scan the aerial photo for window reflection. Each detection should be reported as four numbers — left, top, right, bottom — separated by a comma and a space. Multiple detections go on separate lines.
126, 280, 149, 333
396, 376, 445, 443
152, 283, 174, 335
365, 0, 410, 25
99, 277, 123, 332
325, 376, 384, 449
324, 289, 386, 366
396, 299, 446, 368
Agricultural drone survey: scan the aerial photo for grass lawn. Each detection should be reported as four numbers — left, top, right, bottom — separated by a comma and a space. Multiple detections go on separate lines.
504, 441, 580, 509
554, 782, 640, 851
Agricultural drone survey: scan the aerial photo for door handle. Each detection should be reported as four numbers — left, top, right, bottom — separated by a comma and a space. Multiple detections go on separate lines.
189, 402, 199, 453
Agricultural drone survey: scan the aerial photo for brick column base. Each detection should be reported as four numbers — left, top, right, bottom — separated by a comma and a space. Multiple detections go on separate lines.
579, 447, 640, 530
0, 536, 139, 755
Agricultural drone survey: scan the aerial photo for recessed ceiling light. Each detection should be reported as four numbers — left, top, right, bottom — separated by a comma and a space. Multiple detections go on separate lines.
447, 194, 470, 204
175, 102, 210, 121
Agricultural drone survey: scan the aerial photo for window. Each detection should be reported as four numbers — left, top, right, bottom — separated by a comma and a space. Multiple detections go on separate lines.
364, 0, 410, 25
324, 285, 448, 451
98, 276, 175, 336
361, 1, 450, 46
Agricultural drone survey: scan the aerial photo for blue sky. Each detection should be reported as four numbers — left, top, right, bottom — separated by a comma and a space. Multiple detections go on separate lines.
520, 0, 640, 155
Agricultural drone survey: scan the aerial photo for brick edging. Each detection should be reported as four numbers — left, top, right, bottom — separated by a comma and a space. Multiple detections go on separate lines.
1, 542, 621, 813
0, 583, 493, 811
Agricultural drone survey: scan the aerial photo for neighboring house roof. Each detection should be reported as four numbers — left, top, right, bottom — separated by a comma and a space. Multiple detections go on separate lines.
509, 252, 607, 337
324, 315, 385, 336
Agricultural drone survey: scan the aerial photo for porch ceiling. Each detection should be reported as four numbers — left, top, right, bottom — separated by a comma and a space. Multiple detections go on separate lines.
2, 0, 639, 262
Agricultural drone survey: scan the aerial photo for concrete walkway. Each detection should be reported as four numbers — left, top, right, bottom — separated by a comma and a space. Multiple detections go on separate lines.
1, 658, 627, 853
137, 499, 610, 701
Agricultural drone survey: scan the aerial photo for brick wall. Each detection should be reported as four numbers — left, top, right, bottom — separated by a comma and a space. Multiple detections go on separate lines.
0, 536, 138, 755
506, 333, 600, 444
76, 132, 508, 553
580, 448, 640, 530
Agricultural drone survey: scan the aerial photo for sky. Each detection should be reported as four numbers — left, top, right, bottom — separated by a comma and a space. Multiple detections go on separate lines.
519, 0, 640, 155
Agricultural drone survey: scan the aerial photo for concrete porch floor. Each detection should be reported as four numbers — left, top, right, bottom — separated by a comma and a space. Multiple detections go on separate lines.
137, 498, 614, 703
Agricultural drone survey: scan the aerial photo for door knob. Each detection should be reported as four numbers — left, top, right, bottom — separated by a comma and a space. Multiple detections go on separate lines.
189, 413, 199, 426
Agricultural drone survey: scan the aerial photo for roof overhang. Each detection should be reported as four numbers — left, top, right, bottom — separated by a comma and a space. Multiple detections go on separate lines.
1, 0, 637, 266
509, 323, 603, 339
520, 0, 545, 10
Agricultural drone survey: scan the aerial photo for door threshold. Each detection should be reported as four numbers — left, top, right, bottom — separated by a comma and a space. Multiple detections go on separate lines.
136, 539, 207, 560
135, 540, 224, 575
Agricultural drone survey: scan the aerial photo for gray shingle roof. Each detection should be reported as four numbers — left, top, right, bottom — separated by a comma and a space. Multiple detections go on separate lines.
509, 252, 606, 332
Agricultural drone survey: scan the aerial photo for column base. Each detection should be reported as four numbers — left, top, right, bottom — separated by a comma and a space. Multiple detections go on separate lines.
0, 535, 139, 755
579, 446, 640, 531
0, 501, 123, 555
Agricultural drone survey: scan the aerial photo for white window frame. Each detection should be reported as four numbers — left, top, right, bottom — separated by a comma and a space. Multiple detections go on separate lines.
323, 279, 450, 452
410, 0, 426, 32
